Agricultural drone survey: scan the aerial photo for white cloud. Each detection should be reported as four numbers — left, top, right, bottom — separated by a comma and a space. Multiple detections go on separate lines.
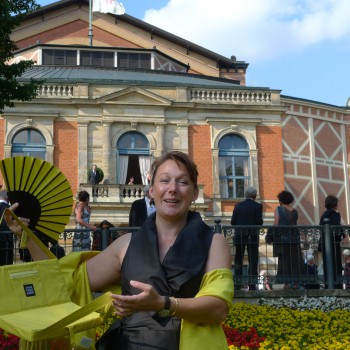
143, 0, 350, 63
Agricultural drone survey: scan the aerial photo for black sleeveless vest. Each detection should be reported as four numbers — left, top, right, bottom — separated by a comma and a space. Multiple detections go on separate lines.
119, 211, 213, 350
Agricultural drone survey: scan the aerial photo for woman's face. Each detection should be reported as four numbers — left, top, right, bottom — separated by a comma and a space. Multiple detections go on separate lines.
150, 159, 198, 221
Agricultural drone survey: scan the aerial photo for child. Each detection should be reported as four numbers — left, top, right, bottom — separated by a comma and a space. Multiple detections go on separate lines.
305, 254, 320, 289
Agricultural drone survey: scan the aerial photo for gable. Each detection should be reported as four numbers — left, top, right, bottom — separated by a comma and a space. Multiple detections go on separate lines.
97, 87, 172, 105
15, 19, 139, 49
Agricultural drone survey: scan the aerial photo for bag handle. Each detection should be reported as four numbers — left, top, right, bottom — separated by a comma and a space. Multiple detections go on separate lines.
5, 208, 56, 260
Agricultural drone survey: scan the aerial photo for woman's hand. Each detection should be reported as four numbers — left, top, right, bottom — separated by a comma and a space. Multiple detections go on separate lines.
111, 280, 164, 317
4, 203, 30, 238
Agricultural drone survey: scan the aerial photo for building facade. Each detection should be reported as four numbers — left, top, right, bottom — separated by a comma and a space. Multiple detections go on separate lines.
3, 0, 350, 227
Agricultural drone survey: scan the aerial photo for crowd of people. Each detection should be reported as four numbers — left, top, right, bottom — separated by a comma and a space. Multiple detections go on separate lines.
231, 188, 350, 290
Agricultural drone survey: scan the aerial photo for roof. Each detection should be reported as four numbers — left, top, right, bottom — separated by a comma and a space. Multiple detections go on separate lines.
23, 0, 248, 71
18, 65, 249, 88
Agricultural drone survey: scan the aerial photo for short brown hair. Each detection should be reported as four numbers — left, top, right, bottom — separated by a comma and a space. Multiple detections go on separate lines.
151, 151, 198, 188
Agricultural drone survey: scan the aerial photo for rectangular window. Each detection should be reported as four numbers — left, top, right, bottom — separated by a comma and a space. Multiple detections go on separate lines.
80, 51, 115, 67
42, 50, 77, 65
117, 53, 151, 69
80, 51, 91, 66
219, 156, 250, 199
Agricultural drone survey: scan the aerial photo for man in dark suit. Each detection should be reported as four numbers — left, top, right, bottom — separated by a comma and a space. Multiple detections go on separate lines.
0, 190, 13, 265
88, 164, 100, 184
231, 186, 263, 290
129, 185, 156, 227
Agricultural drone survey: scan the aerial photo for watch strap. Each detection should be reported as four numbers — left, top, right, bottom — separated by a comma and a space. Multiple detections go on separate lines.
158, 296, 171, 317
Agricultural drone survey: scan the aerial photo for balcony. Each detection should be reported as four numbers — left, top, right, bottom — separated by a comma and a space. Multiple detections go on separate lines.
78, 184, 205, 204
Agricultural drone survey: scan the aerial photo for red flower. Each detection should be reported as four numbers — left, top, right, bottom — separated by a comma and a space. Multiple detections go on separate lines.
0, 328, 20, 350
222, 324, 266, 349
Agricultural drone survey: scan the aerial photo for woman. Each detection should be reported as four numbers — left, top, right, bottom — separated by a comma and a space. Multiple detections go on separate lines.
72, 190, 97, 251
319, 195, 345, 289
5, 151, 233, 350
128, 176, 135, 185
274, 190, 305, 289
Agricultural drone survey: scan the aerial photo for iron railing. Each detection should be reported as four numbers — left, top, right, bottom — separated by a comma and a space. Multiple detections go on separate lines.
1, 223, 349, 290
221, 223, 350, 290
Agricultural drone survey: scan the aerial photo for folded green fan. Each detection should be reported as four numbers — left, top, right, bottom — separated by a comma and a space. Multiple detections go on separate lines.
0, 156, 73, 243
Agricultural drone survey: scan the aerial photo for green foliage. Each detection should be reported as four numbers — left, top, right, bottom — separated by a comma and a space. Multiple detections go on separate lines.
0, 0, 43, 112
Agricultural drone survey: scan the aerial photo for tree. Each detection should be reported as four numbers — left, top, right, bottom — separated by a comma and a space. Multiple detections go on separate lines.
0, 0, 42, 113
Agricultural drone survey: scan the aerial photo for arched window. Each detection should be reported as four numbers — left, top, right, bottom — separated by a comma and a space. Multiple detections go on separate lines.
11, 128, 46, 160
219, 134, 250, 199
117, 131, 152, 185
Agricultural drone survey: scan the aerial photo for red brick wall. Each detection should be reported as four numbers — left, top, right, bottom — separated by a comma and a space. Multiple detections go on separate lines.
257, 125, 284, 213
16, 20, 140, 49
188, 125, 213, 210
53, 121, 78, 195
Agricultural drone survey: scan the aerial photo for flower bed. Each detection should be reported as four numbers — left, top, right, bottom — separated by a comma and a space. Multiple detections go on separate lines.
224, 297, 350, 349
2, 297, 350, 349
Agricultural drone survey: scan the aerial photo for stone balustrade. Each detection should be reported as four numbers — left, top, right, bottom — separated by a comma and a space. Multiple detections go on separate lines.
191, 88, 272, 104
78, 184, 205, 204
37, 84, 73, 97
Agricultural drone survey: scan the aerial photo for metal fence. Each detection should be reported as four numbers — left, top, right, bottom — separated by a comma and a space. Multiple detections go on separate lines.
221, 223, 350, 290
1, 223, 349, 290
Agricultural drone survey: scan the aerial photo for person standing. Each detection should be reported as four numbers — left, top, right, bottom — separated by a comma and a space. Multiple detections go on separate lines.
0, 190, 13, 265
73, 190, 97, 251
88, 164, 100, 184
319, 195, 345, 289
128, 177, 135, 185
274, 190, 306, 289
129, 185, 156, 227
231, 186, 263, 290
6, 151, 233, 349
304, 254, 320, 289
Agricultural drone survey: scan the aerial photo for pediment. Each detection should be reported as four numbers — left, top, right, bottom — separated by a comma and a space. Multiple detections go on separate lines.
97, 87, 172, 105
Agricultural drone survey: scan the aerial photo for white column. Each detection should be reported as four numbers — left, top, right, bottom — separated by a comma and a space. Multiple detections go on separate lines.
177, 123, 189, 153
155, 123, 165, 156
341, 124, 350, 224
250, 149, 259, 194
308, 118, 319, 223
212, 148, 222, 214
102, 122, 112, 183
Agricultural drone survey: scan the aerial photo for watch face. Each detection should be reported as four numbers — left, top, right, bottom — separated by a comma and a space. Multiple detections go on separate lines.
158, 309, 171, 317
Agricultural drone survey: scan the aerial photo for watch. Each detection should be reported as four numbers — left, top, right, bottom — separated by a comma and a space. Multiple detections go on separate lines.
158, 296, 171, 317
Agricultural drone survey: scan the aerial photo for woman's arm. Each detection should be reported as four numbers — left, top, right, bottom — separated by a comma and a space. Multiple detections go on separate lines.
174, 233, 231, 323
86, 233, 131, 291
4, 203, 50, 261
273, 207, 279, 225
75, 203, 96, 231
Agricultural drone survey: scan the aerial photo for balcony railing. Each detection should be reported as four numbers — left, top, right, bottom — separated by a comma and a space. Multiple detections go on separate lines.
79, 184, 205, 204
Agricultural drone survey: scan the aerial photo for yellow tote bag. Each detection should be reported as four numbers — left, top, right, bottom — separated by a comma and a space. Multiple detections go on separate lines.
0, 259, 111, 341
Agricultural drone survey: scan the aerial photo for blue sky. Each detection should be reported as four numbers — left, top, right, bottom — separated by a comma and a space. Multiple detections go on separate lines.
37, 0, 350, 106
